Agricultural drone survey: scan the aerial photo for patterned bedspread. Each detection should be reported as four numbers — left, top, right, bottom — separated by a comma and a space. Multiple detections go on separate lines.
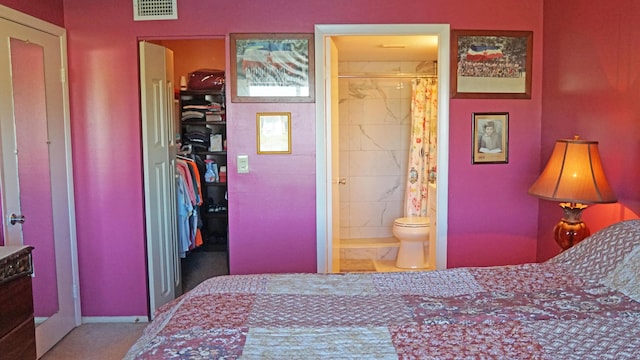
126, 220, 640, 359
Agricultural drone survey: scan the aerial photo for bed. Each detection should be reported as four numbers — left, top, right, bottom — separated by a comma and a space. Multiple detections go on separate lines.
126, 220, 640, 359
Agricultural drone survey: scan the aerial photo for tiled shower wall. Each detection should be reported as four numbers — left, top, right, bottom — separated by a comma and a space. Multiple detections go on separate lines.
338, 60, 433, 240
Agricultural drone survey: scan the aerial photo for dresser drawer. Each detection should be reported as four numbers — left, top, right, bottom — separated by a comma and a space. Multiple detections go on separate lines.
0, 316, 36, 360
0, 275, 34, 339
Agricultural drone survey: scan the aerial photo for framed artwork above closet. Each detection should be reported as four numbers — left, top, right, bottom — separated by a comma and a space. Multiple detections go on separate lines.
230, 33, 315, 103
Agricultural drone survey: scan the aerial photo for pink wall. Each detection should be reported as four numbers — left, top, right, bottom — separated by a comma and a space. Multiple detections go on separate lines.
5, 0, 545, 317
152, 39, 226, 91
539, 0, 640, 261
0, 0, 64, 27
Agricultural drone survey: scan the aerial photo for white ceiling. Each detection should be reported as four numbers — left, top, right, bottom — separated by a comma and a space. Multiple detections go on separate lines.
332, 35, 439, 62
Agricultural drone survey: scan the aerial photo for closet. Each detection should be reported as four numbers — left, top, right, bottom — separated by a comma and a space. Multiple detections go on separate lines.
150, 38, 229, 294
178, 86, 228, 253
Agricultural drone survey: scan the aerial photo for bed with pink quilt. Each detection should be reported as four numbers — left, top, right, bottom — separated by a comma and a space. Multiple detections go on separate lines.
126, 220, 640, 359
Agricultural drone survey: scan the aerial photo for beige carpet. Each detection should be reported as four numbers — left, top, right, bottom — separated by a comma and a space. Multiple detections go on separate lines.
41, 323, 147, 360
41, 251, 228, 359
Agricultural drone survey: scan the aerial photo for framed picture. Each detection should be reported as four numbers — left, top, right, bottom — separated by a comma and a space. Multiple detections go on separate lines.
451, 30, 533, 99
472, 112, 509, 164
256, 112, 291, 154
230, 33, 315, 103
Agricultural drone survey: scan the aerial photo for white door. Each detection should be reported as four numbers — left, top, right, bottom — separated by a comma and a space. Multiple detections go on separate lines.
139, 41, 180, 316
0, 9, 80, 358
326, 37, 341, 273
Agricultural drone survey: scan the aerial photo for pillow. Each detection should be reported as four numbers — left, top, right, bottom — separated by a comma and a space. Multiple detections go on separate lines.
601, 246, 640, 301
547, 219, 640, 284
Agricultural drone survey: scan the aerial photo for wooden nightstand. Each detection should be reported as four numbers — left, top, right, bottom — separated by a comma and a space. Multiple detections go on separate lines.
0, 245, 36, 360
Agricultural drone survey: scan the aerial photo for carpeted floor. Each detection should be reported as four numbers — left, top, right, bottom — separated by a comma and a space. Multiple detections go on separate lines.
41, 323, 147, 360
42, 250, 229, 359
181, 250, 229, 293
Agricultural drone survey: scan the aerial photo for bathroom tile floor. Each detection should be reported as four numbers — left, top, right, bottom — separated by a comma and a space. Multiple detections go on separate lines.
340, 237, 400, 249
338, 237, 434, 273
339, 258, 377, 272
374, 259, 435, 272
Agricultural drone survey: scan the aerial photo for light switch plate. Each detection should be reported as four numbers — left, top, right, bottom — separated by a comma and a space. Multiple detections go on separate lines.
237, 155, 249, 173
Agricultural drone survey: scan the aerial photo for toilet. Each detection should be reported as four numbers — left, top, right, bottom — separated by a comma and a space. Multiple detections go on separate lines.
393, 217, 430, 269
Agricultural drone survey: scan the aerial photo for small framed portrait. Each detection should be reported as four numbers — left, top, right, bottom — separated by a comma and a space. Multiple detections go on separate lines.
256, 112, 291, 154
472, 112, 509, 164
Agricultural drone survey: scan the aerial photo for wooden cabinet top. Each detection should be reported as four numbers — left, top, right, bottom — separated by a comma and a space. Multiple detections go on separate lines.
0, 246, 33, 285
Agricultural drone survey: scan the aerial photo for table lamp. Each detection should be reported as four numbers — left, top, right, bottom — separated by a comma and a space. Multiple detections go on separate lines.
528, 136, 617, 250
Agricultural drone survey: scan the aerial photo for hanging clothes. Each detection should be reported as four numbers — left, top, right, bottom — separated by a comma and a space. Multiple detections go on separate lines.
183, 158, 204, 248
176, 156, 205, 255
176, 161, 194, 257
404, 78, 438, 217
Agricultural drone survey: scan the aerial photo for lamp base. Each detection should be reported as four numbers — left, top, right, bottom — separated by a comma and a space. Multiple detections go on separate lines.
553, 203, 590, 250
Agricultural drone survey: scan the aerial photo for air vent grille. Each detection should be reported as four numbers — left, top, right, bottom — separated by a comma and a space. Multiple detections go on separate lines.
133, 0, 177, 21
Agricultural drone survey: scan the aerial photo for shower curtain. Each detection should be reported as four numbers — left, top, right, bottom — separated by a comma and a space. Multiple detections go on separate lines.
404, 78, 437, 217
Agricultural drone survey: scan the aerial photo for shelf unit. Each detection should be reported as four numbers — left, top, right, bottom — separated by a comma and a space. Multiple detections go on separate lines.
179, 89, 227, 251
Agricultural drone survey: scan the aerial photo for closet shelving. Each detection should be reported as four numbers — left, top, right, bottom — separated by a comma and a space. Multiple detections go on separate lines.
179, 88, 228, 251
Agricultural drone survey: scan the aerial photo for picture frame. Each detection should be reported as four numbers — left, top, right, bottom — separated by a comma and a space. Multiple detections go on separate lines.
451, 30, 533, 99
256, 112, 291, 154
230, 33, 315, 103
472, 112, 509, 164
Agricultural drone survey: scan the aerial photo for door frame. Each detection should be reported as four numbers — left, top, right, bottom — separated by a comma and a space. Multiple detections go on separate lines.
0, 4, 81, 357
314, 24, 450, 272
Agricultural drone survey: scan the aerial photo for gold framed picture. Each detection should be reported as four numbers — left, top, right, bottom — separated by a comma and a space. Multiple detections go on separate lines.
256, 112, 291, 154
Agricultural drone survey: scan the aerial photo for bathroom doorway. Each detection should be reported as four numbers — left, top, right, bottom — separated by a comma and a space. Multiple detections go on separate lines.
315, 24, 450, 273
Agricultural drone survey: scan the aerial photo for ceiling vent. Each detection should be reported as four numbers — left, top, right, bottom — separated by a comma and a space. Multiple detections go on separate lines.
133, 0, 177, 21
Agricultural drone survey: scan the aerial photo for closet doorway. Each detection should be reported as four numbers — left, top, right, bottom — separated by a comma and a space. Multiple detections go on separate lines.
314, 24, 450, 273
140, 38, 229, 316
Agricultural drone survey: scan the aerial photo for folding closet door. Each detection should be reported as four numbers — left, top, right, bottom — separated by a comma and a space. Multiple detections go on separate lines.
0, 7, 80, 358
140, 41, 181, 317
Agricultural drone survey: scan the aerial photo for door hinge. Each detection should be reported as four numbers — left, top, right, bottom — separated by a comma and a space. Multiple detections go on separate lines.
72, 284, 79, 299
60, 67, 66, 83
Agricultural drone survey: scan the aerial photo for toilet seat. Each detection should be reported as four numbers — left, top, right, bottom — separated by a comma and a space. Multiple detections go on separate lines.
394, 217, 429, 228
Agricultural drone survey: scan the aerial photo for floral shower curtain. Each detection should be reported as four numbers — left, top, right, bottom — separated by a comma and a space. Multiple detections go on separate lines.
404, 78, 437, 217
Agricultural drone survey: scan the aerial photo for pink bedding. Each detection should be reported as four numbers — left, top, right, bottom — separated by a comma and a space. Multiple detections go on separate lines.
126, 220, 640, 359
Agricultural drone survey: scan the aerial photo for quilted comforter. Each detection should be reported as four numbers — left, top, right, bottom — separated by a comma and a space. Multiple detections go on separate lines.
126, 220, 640, 359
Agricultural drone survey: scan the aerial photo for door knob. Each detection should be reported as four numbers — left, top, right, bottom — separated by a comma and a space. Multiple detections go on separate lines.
10, 213, 25, 225
338, 178, 347, 185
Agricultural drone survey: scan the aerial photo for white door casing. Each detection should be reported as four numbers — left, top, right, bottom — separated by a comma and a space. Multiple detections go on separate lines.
140, 41, 180, 317
0, 5, 80, 357
315, 24, 450, 272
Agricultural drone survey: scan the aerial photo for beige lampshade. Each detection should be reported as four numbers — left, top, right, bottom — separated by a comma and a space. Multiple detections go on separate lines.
528, 137, 617, 204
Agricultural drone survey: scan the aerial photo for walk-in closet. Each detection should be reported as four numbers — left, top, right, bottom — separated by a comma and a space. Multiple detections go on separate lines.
149, 38, 229, 294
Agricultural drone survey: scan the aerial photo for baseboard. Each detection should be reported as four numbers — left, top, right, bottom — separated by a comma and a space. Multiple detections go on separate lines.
81, 316, 149, 324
